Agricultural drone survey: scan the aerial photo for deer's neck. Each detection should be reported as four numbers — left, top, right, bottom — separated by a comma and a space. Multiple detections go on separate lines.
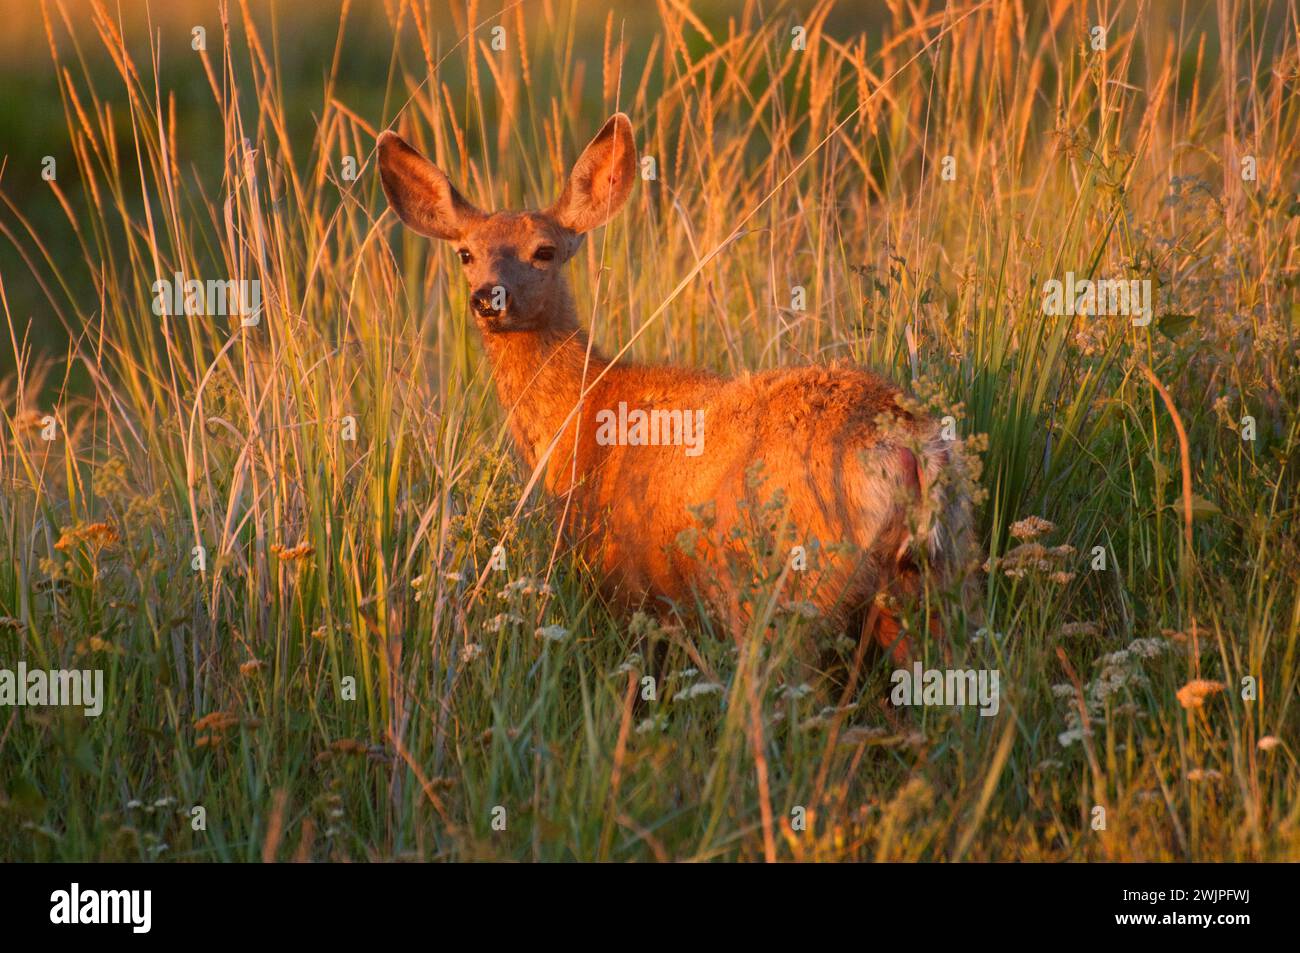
480, 292, 607, 476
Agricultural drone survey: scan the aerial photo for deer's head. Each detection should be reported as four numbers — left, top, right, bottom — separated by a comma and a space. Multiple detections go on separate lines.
378, 114, 636, 333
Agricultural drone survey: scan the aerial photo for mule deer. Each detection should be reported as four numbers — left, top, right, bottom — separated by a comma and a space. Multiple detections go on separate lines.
378, 114, 975, 663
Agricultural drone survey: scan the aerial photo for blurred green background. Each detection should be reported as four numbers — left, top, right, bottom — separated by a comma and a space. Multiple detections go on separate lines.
0, 0, 1263, 395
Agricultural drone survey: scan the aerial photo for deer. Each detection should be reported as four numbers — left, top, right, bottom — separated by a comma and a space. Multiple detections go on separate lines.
377, 113, 976, 671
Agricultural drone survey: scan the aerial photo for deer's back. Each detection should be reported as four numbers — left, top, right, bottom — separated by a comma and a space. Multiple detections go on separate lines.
567, 363, 937, 622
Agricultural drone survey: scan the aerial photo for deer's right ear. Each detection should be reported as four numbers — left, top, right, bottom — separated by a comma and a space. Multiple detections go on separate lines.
377, 131, 483, 241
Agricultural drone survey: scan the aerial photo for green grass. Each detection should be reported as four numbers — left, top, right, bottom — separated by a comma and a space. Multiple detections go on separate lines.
0, 0, 1297, 861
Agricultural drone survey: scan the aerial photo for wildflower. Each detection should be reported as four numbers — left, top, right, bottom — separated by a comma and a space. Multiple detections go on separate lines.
1126, 638, 1167, 659
270, 541, 314, 560
485, 612, 523, 633
1257, 736, 1281, 752
986, 541, 1075, 578
675, 681, 724, 701
799, 704, 857, 731
612, 654, 642, 675
54, 521, 119, 551
1176, 679, 1225, 710
989, 543, 1041, 570
194, 711, 239, 732
535, 624, 568, 642
1057, 726, 1089, 747
779, 600, 821, 619
459, 642, 484, 664
628, 611, 662, 641
81, 522, 119, 546
1054, 636, 1166, 747
499, 576, 552, 599
1185, 768, 1223, 782
1094, 655, 1143, 700
1058, 621, 1100, 639
239, 659, 264, 676
1072, 322, 1107, 357
1010, 516, 1056, 540
635, 715, 667, 734
193, 711, 241, 748
1049, 571, 1076, 585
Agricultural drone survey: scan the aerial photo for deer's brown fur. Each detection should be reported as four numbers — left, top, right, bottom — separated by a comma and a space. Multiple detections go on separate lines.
379, 114, 975, 661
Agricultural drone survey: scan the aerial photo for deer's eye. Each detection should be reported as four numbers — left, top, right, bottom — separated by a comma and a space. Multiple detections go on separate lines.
457, 249, 473, 265
532, 245, 556, 262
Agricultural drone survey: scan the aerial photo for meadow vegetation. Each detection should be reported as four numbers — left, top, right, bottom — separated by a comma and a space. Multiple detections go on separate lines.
0, 0, 1297, 861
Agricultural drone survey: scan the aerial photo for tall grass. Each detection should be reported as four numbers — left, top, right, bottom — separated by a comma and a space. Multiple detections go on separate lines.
0, 0, 1297, 861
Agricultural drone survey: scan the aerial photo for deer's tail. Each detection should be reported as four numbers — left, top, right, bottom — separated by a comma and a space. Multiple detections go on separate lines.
898, 428, 975, 594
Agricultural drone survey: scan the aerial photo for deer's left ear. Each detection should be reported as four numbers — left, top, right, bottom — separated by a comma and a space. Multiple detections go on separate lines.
549, 113, 637, 234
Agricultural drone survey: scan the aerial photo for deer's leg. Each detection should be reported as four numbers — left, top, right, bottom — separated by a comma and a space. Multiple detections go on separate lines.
870, 564, 951, 665
870, 591, 915, 664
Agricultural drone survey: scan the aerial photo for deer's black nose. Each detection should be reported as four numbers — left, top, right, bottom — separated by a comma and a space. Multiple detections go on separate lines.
471, 285, 508, 317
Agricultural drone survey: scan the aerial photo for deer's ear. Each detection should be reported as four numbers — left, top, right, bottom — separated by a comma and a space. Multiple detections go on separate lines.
377, 131, 483, 241
550, 113, 637, 234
